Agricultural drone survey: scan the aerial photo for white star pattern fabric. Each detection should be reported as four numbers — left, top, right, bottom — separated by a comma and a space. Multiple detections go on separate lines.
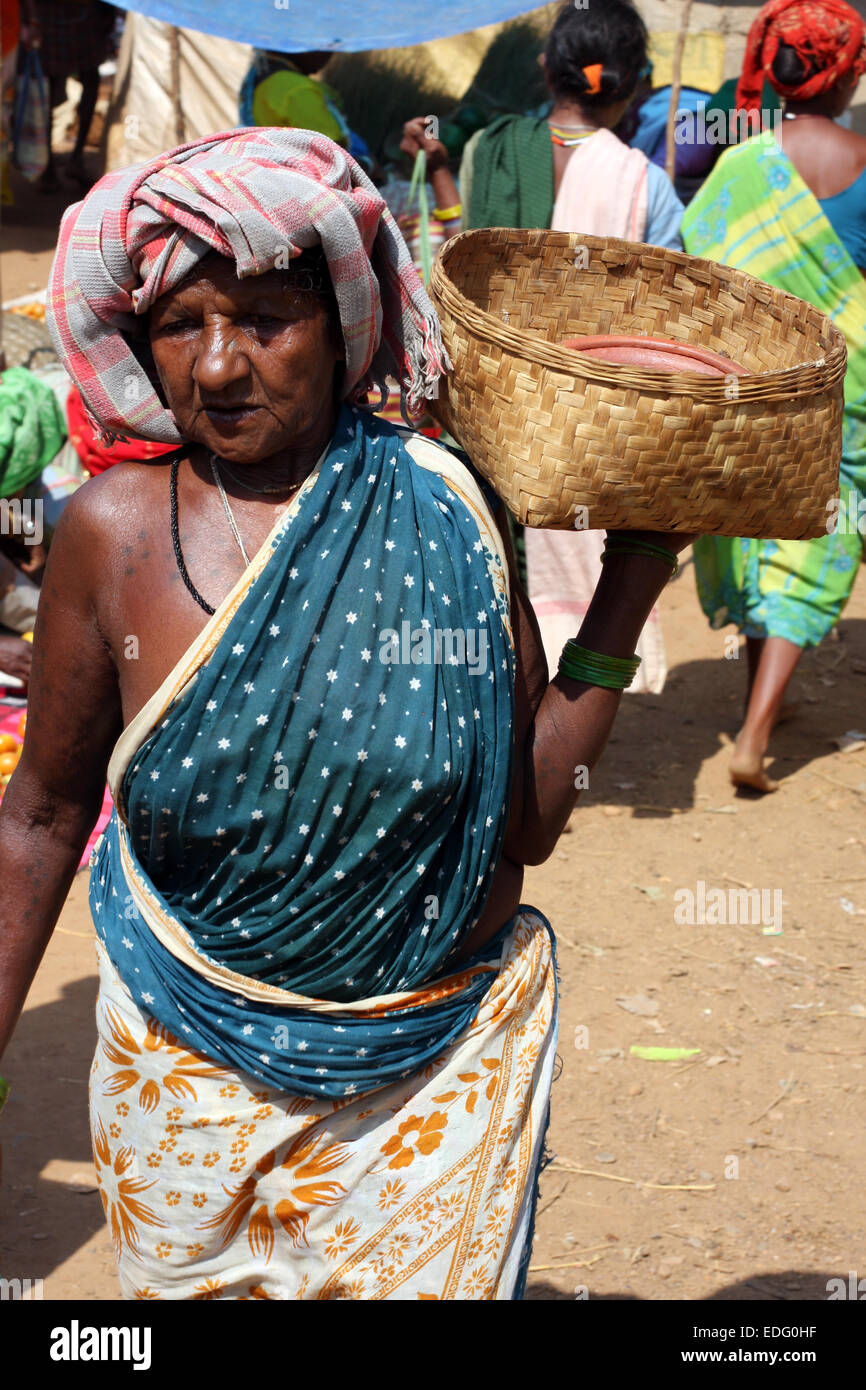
90, 406, 516, 1101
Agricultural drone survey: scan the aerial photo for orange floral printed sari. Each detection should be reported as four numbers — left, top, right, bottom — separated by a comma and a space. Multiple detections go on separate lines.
89, 909, 557, 1300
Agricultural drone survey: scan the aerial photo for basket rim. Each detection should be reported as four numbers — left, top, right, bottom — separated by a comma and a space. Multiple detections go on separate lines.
431, 228, 848, 402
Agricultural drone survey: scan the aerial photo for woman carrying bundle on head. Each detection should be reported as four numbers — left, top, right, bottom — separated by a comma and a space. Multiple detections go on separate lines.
681, 0, 866, 792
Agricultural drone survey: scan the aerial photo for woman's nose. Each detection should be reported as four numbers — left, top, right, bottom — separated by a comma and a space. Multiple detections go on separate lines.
192, 319, 251, 393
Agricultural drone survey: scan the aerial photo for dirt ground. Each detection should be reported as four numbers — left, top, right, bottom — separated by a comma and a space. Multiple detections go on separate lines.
2, 167, 866, 1303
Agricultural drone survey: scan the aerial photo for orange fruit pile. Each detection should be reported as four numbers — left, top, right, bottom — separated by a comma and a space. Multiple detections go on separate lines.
0, 720, 25, 799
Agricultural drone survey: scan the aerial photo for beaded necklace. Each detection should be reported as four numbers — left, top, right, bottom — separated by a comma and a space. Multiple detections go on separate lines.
548, 123, 599, 148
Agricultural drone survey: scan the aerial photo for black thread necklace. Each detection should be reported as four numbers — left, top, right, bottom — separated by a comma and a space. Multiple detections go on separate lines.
170, 454, 303, 616
170, 455, 215, 615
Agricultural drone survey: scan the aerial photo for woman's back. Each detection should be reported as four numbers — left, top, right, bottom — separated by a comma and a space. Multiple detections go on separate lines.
781, 120, 866, 198
780, 121, 866, 267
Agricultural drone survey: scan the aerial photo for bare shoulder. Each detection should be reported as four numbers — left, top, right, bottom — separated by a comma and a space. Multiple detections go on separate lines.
38, 460, 173, 641
829, 124, 866, 163
781, 122, 866, 199
60, 458, 170, 531
846, 126, 866, 172
825, 124, 866, 177
49, 459, 172, 570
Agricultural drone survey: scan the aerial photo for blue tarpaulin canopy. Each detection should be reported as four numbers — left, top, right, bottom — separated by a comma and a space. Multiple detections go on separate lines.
121, 0, 540, 52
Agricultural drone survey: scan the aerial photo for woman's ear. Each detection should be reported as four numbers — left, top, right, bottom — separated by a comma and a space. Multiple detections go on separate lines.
538, 52, 554, 96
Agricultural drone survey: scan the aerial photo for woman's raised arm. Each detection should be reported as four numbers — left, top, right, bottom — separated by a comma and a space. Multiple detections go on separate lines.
502, 515, 691, 866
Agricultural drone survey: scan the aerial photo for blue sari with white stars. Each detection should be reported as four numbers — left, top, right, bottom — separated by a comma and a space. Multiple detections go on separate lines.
91, 405, 517, 1097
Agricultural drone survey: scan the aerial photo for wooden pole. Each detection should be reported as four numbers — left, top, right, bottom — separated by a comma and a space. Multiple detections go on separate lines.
665, 0, 694, 183
168, 26, 186, 147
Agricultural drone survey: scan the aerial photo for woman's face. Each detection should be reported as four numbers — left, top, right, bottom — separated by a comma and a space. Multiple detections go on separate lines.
148, 252, 344, 464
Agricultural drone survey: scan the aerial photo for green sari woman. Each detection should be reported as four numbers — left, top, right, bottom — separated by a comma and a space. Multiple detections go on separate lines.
683, 134, 866, 648
681, 132, 866, 786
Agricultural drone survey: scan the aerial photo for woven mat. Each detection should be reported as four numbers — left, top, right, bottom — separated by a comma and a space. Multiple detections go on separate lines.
1, 311, 57, 371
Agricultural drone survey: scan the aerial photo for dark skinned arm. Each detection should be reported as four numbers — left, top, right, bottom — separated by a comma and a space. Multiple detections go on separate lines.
499, 511, 690, 866
0, 487, 123, 1060
400, 117, 461, 214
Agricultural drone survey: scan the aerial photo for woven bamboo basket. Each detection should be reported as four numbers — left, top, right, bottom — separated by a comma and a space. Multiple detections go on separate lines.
428, 228, 847, 537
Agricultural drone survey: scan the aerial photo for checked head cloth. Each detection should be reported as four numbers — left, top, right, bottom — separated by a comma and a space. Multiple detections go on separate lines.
46, 127, 449, 444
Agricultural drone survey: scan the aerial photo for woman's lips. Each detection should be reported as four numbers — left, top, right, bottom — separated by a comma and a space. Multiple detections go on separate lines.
203, 406, 261, 423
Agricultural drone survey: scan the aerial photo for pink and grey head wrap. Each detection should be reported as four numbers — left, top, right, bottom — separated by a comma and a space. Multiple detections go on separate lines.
46, 127, 449, 445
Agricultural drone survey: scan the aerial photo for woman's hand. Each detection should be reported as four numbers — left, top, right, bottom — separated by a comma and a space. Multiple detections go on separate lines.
400, 117, 450, 175
0, 636, 32, 685
15, 542, 48, 582
593, 530, 697, 614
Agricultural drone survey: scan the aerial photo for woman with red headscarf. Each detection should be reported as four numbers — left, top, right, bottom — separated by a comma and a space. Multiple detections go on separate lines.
682, 0, 866, 793
740, 0, 866, 274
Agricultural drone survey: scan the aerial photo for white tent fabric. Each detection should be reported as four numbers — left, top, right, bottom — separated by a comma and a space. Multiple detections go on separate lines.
104, 15, 251, 169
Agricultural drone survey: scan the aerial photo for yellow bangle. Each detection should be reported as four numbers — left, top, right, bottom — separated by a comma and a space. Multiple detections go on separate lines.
433, 203, 462, 222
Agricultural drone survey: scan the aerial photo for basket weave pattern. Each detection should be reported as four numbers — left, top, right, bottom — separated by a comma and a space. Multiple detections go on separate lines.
429, 229, 846, 537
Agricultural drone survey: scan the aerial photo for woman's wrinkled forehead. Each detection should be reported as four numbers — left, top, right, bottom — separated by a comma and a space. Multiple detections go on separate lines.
156, 248, 334, 310
164, 251, 326, 300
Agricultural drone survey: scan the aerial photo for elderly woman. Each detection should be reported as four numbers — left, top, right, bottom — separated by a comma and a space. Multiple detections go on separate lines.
0, 129, 687, 1300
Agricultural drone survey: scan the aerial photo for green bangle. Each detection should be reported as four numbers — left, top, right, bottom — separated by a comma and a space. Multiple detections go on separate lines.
559, 639, 641, 690
0, 1075, 9, 1116
562, 640, 641, 672
602, 540, 679, 578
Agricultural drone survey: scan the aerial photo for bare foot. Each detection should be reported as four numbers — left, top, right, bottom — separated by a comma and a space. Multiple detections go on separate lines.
730, 736, 779, 793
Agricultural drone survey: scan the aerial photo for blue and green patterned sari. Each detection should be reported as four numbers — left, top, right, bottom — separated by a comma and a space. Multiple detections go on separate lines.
682, 135, 866, 648
91, 404, 520, 1098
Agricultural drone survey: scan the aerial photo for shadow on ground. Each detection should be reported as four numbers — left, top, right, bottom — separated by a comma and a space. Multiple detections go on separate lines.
526, 1269, 840, 1300
580, 607, 866, 817
0, 974, 104, 1285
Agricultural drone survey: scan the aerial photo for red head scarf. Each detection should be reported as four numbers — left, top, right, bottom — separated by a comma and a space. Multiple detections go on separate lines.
736, 0, 866, 115
66, 387, 177, 475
